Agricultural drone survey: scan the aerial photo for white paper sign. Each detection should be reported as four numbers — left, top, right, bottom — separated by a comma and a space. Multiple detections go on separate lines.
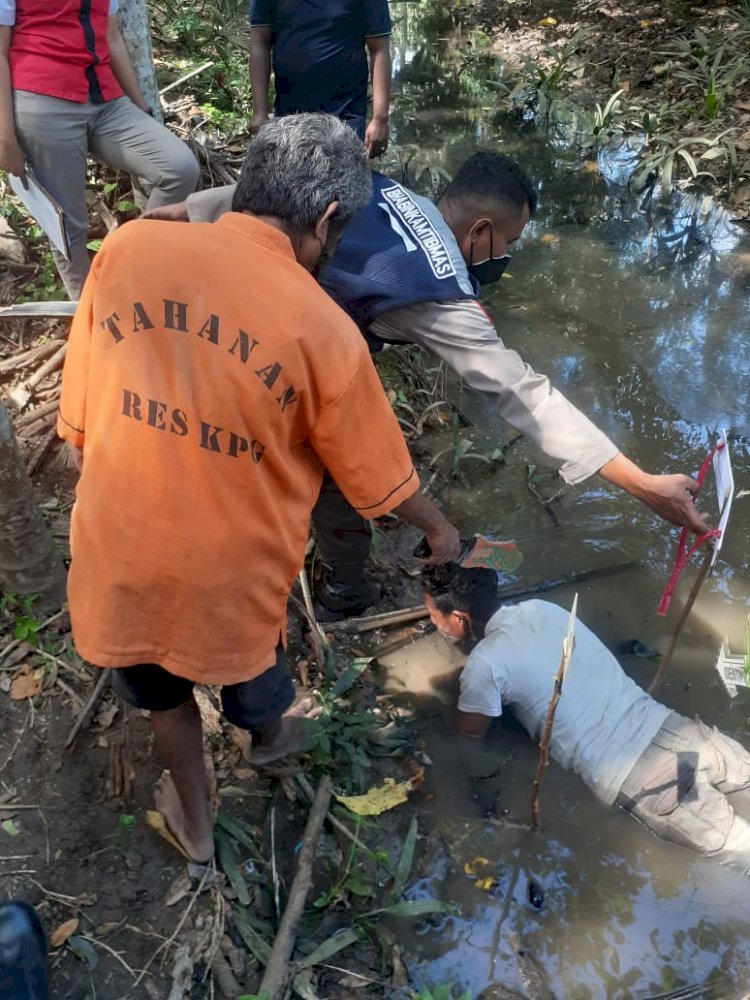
710, 429, 734, 569
714, 638, 749, 698
8, 168, 69, 260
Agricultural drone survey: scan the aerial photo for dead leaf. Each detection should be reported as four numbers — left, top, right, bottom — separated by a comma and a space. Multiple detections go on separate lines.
336, 776, 417, 816
51, 918, 79, 948
10, 664, 44, 700
94, 703, 119, 730
95, 922, 120, 936
164, 873, 193, 907
733, 101, 750, 112
146, 810, 189, 859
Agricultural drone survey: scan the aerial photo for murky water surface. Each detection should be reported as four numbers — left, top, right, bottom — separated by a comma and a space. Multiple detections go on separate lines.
383, 5, 750, 997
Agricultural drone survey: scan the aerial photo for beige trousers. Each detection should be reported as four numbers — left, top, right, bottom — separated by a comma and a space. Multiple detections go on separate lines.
617, 711, 750, 873
13, 90, 200, 299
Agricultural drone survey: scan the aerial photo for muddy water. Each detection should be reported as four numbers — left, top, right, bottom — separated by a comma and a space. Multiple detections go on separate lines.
380, 6, 750, 998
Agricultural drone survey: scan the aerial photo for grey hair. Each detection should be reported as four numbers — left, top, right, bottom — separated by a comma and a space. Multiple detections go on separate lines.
232, 114, 372, 233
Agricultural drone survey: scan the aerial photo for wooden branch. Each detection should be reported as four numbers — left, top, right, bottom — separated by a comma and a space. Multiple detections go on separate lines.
647, 547, 713, 695
0, 302, 76, 320
330, 561, 637, 636
258, 776, 333, 999
0, 339, 65, 375
9, 343, 67, 409
329, 605, 428, 634
15, 398, 59, 428
65, 669, 112, 747
26, 423, 58, 476
530, 594, 578, 831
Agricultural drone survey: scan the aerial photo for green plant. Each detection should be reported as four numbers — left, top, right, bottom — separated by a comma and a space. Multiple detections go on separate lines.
309, 659, 388, 790
1, 593, 42, 644
592, 89, 625, 137
502, 30, 587, 125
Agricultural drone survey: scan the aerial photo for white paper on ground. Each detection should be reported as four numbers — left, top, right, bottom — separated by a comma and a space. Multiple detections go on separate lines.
714, 637, 749, 698
8, 168, 69, 260
711, 429, 734, 569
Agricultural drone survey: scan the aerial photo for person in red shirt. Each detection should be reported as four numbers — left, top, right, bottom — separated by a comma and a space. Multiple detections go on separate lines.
0, 0, 199, 299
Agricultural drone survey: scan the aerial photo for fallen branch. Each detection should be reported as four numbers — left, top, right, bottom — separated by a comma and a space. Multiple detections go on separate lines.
329, 605, 428, 634
0, 302, 76, 319
65, 669, 112, 747
293, 774, 375, 859
15, 398, 59, 428
159, 60, 214, 96
530, 594, 578, 830
0, 339, 65, 375
259, 776, 333, 999
648, 546, 713, 695
9, 343, 67, 409
26, 423, 58, 476
332, 561, 638, 635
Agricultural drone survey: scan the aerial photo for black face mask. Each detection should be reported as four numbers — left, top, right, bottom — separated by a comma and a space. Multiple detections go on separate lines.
468, 226, 511, 285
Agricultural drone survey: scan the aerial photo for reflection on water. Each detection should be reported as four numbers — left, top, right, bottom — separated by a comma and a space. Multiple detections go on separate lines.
384, 4, 750, 997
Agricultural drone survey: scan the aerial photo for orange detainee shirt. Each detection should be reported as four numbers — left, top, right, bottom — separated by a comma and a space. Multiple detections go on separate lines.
57, 214, 419, 685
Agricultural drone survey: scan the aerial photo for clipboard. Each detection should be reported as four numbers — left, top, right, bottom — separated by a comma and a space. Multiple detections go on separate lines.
8, 168, 70, 260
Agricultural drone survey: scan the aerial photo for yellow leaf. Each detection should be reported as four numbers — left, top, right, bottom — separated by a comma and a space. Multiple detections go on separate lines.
50, 918, 79, 949
10, 665, 43, 701
639, 18, 653, 27
475, 876, 496, 892
336, 777, 415, 816
537, 16, 557, 27
146, 810, 190, 859
464, 857, 492, 876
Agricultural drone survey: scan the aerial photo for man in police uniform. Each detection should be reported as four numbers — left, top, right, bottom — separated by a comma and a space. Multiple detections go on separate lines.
145, 150, 708, 618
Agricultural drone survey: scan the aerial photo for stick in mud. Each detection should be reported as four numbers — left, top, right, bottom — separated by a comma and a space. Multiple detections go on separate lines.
258, 776, 333, 999
530, 594, 578, 831
647, 546, 713, 695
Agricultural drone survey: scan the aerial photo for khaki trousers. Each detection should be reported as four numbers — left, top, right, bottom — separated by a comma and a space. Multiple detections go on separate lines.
13, 90, 200, 299
617, 711, 750, 873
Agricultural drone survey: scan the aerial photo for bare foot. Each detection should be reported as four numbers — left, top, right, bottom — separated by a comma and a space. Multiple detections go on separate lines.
251, 697, 322, 766
154, 771, 215, 865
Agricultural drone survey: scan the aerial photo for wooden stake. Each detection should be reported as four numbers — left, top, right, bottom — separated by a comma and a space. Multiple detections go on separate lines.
258, 776, 332, 999
530, 594, 578, 831
648, 546, 713, 695
65, 669, 112, 747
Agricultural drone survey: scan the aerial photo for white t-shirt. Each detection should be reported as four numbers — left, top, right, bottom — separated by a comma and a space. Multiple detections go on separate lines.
458, 600, 671, 805
0, 0, 118, 26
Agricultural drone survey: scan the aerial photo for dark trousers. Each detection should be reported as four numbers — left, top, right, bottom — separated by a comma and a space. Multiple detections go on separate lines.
312, 471, 371, 584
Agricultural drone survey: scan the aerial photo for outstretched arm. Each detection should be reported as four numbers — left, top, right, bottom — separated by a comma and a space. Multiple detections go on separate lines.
371, 299, 709, 533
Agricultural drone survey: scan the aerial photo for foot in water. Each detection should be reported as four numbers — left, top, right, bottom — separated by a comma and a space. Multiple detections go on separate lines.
251, 697, 321, 766
154, 771, 215, 865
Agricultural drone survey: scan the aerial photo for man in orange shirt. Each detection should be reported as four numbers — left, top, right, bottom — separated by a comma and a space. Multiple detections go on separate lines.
58, 114, 459, 865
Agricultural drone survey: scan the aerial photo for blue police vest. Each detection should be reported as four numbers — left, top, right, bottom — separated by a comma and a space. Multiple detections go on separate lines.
321, 172, 477, 348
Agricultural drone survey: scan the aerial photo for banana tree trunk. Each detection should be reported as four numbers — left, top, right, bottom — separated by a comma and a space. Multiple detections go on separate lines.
117, 0, 163, 122
0, 401, 66, 612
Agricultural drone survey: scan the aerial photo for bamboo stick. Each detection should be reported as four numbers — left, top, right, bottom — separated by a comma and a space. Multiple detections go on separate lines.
530, 595, 578, 830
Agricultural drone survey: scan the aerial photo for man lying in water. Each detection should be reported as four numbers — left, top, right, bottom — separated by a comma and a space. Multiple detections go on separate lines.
421, 563, 750, 872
